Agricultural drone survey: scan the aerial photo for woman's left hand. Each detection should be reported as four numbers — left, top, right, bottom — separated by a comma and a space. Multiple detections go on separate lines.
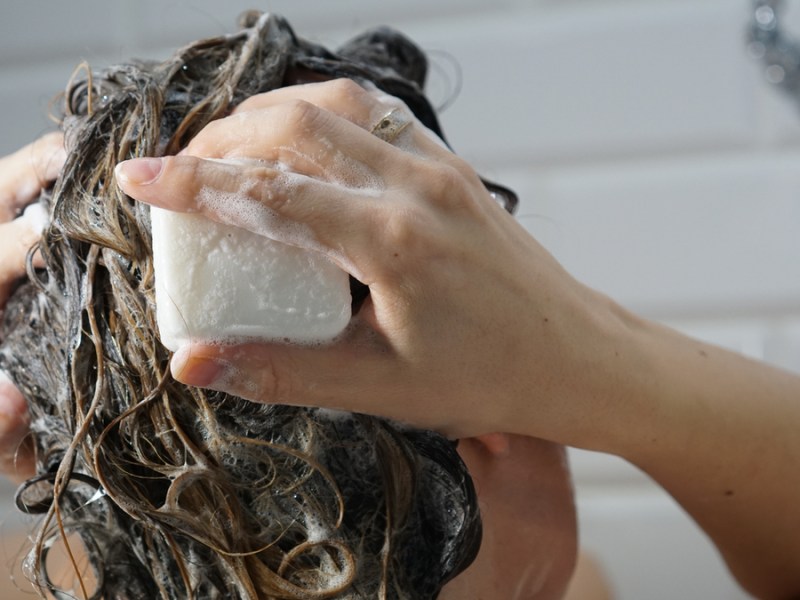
0, 133, 65, 483
441, 434, 578, 598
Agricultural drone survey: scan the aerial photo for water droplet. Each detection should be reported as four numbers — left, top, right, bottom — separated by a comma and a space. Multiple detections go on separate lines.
756, 5, 776, 27
766, 64, 786, 84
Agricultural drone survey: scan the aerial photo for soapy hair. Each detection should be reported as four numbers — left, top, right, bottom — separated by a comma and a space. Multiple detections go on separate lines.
0, 12, 502, 599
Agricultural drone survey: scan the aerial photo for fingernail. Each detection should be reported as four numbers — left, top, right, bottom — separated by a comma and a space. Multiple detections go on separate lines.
115, 157, 163, 186
172, 348, 229, 389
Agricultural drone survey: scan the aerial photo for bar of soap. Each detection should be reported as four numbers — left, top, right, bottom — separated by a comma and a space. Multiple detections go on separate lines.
151, 207, 351, 351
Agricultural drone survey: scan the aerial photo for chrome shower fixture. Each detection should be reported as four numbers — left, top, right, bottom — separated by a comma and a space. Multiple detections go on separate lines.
749, 0, 800, 99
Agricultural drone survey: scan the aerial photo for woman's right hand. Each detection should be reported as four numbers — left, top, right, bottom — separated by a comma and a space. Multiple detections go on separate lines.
116, 80, 628, 444
0, 133, 64, 483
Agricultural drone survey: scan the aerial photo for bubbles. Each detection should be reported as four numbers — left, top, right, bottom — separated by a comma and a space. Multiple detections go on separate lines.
314, 408, 355, 424
196, 177, 317, 251
766, 63, 787, 84
304, 513, 332, 543
756, 5, 777, 28
22, 201, 50, 233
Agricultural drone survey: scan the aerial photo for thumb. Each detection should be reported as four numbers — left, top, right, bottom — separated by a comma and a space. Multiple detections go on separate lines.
170, 331, 397, 417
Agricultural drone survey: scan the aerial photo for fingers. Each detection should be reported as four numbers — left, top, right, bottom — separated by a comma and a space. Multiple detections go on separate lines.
169, 327, 448, 432
232, 78, 403, 131
116, 90, 464, 282
0, 373, 34, 484
117, 82, 474, 278
0, 132, 65, 222
117, 154, 378, 277
187, 98, 398, 170
0, 210, 46, 306
0, 133, 60, 301
116, 98, 414, 282
231, 79, 450, 156
170, 337, 381, 410
189, 80, 449, 166
0, 133, 59, 484
113, 81, 523, 439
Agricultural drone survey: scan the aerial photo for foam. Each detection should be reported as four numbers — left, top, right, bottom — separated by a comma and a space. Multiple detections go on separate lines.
196, 179, 316, 250
151, 205, 351, 351
195, 157, 378, 284
304, 513, 332, 543
313, 408, 354, 423
22, 201, 49, 233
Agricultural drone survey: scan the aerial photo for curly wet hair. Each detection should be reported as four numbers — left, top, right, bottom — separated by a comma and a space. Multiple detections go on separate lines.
0, 12, 492, 600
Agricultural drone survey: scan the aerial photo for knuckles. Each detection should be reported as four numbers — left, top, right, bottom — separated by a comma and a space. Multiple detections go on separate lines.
405, 159, 481, 215
278, 99, 328, 135
382, 205, 424, 253
183, 119, 227, 157
185, 98, 332, 158
233, 77, 368, 115
325, 78, 369, 104
190, 78, 380, 157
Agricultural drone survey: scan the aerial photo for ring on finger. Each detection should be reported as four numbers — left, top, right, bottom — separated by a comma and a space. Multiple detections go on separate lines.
370, 108, 412, 144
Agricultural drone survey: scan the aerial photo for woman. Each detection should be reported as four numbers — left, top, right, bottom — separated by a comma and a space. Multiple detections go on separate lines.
117, 22, 800, 600
0, 13, 556, 599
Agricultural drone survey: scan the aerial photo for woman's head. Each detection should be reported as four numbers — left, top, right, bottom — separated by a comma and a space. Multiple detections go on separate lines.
0, 13, 482, 599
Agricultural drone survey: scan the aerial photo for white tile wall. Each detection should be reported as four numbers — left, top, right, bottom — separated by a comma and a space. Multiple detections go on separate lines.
427, 1, 760, 167
506, 152, 800, 318
0, 1, 797, 598
575, 485, 752, 599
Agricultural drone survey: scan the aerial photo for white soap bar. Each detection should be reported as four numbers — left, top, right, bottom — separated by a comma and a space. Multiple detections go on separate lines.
151, 207, 351, 351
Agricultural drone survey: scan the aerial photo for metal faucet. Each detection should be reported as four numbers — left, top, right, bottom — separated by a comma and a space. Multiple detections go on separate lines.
749, 0, 800, 100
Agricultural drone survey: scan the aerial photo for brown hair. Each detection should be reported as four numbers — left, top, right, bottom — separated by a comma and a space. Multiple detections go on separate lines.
1, 12, 482, 599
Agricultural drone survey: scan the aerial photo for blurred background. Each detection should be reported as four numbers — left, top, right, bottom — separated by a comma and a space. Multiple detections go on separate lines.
1, 0, 799, 598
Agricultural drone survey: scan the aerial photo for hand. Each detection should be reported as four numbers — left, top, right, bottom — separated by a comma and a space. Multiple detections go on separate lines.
117, 79, 800, 597
117, 79, 623, 442
441, 434, 577, 598
0, 133, 65, 482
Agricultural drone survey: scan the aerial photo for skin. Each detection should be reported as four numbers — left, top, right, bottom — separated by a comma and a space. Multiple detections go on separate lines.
0, 132, 64, 484
0, 127, 579, 596
563, 553, 613, 600
445, 435, 577, 599
3, 78, 800, 597
116, 80, 598, 442
115, 79, 800, 599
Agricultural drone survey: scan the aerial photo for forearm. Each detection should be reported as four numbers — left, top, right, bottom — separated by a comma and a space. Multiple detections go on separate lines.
601, 311, 800, 599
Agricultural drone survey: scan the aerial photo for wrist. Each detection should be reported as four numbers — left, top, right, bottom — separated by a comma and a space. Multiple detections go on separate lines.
585, 305, 747, 465
505, 283, 656, 452
564, 291, 660, 454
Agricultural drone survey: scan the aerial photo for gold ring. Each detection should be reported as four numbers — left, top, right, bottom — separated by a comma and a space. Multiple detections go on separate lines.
370, 108, 412, 143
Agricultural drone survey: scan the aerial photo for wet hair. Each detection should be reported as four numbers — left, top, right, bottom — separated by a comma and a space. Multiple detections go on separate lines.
0, 12, 505, 600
